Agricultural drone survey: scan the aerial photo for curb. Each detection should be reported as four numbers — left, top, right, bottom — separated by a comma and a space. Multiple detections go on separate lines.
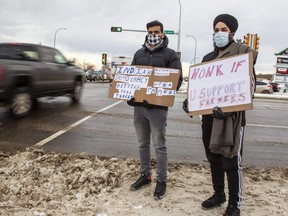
254, 93, 288, 100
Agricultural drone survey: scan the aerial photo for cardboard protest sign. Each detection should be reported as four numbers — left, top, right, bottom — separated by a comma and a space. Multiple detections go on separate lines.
108, 65, 180, 107
187, 53, 254, 115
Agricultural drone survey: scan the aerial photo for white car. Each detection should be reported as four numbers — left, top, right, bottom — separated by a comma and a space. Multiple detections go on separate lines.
255, 80, 274, 94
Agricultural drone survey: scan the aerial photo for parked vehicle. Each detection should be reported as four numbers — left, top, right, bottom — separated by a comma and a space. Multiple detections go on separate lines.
107, 56, 132, 80
86, 70, 96, 82
94, 71, 102, 80
82, 71, 87, 82
255, 80, 273, 94
0, 42, 84, 117
270, 82, 279, 92
278, 83, 288, 93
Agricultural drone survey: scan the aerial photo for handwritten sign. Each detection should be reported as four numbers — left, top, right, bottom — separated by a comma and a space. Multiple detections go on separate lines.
187, 53, 254, 115
108, 65, 181, 107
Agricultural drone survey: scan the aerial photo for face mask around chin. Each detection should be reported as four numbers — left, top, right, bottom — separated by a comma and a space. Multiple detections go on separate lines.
147, 34, 162, 46
213, 31, 229, 48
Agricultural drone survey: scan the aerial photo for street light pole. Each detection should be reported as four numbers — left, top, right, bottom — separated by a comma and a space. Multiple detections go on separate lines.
176, 0, 182, 52
54, 27, 66, 48
187, 35, 197, 65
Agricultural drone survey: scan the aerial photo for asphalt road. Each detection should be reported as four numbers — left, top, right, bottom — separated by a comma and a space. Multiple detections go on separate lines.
0, 82, 287, 168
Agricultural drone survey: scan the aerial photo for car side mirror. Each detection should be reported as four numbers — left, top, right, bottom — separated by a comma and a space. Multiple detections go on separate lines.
67, 60, 75, 66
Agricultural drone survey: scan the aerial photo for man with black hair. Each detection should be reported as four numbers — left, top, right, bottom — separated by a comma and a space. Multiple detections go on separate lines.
183, 14, 257, 216
128, 20, 182, 200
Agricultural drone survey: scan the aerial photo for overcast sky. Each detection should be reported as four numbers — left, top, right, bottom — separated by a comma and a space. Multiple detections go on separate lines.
1, 0, 287, 76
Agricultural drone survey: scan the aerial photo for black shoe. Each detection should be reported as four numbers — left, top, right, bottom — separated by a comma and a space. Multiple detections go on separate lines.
130, 173, 152, 191
223, 204, 240, 216
201, 193, 226, 209
153, 181, 166, 200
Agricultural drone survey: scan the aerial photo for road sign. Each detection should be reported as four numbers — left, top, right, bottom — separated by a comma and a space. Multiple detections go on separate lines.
164, 30, 174, 34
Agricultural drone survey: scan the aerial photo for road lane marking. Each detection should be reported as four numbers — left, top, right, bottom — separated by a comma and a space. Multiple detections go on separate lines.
247, 123, 288, 129
198, 116, 288, 129
33, 100, 123, 147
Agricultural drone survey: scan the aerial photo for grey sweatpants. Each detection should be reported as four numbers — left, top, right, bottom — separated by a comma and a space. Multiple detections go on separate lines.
133, 106, 168, 182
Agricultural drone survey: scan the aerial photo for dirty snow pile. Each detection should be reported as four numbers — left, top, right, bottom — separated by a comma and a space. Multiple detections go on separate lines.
0, 149, 287, 216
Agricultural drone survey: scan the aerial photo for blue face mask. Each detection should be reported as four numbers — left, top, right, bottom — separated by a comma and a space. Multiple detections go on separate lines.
213, 31, 229, 48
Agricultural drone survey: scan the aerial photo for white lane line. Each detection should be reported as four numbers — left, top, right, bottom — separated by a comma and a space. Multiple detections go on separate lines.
198, 115, 287, 129
34, 100, 123, 147
247, 123, 288, 129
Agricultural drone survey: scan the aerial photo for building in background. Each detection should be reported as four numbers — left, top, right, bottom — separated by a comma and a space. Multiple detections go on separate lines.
107, 56, 133, 79
274, 48, 288, 92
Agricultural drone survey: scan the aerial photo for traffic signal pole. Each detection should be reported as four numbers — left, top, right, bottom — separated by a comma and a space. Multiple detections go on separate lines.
110, 26, 179, 56
111, 27, 176, 34
120, 29, 147, 33
176, 0, 182, 52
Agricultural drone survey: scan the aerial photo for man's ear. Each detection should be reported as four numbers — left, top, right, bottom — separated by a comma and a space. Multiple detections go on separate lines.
161, 33, 165, 38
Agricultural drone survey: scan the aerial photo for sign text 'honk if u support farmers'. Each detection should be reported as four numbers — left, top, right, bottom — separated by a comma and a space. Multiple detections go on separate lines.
187, 53, 254, 115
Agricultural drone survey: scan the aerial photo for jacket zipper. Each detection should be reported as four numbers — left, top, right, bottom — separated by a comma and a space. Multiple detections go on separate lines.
148, 54, 152, 66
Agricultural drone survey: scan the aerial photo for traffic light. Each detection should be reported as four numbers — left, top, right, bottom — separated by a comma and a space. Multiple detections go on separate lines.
102, 53, 107, 65
243, 33, 251, 47
110, 27, 122, 32
253, 35, 260, 51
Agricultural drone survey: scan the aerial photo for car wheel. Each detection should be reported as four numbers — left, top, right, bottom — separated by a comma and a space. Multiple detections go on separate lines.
262, 90, 271, 94
10, 87, 33, 118
71, 81, 83, 103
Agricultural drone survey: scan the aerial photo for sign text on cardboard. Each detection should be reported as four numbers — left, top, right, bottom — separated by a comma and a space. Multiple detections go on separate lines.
108, 65, 180, 107
187, 53, 254, 115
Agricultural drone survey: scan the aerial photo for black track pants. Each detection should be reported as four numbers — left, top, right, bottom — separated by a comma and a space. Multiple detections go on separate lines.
202, 118, 244, 207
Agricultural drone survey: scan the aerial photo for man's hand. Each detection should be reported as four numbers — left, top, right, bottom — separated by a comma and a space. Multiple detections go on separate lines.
127, 97, 136, 106
182, 99, 193, 118
182, 99, 189, 113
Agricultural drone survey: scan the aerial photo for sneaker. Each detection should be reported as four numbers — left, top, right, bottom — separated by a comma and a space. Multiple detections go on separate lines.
130, 173, 152, 191
201, 193, 226, 209
153, 181, 166, 200
223, 204, 240, 216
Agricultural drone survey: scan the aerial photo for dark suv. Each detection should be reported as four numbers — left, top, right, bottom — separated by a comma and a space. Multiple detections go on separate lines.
0, 42, 84, 117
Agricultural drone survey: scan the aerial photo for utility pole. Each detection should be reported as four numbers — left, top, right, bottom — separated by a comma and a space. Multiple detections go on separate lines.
53, 28, 66, 48
176, 0, 182, 52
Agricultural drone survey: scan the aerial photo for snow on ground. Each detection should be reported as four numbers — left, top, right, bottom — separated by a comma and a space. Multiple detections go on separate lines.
0, 149, 287, 216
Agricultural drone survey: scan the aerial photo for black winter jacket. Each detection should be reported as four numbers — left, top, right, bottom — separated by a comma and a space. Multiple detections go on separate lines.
128, 35, 183, 110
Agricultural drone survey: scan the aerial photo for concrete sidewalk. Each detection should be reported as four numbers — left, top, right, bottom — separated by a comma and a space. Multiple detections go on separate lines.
254, 92, 288, 100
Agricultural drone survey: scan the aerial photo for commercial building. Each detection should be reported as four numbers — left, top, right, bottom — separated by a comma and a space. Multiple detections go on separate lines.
274, 48, 288, 92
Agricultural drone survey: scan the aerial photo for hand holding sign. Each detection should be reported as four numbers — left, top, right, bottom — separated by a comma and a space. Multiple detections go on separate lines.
212, 106, 234, 119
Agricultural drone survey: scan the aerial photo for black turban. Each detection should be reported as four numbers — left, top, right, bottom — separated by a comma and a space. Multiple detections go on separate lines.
213, 14, 238, 33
